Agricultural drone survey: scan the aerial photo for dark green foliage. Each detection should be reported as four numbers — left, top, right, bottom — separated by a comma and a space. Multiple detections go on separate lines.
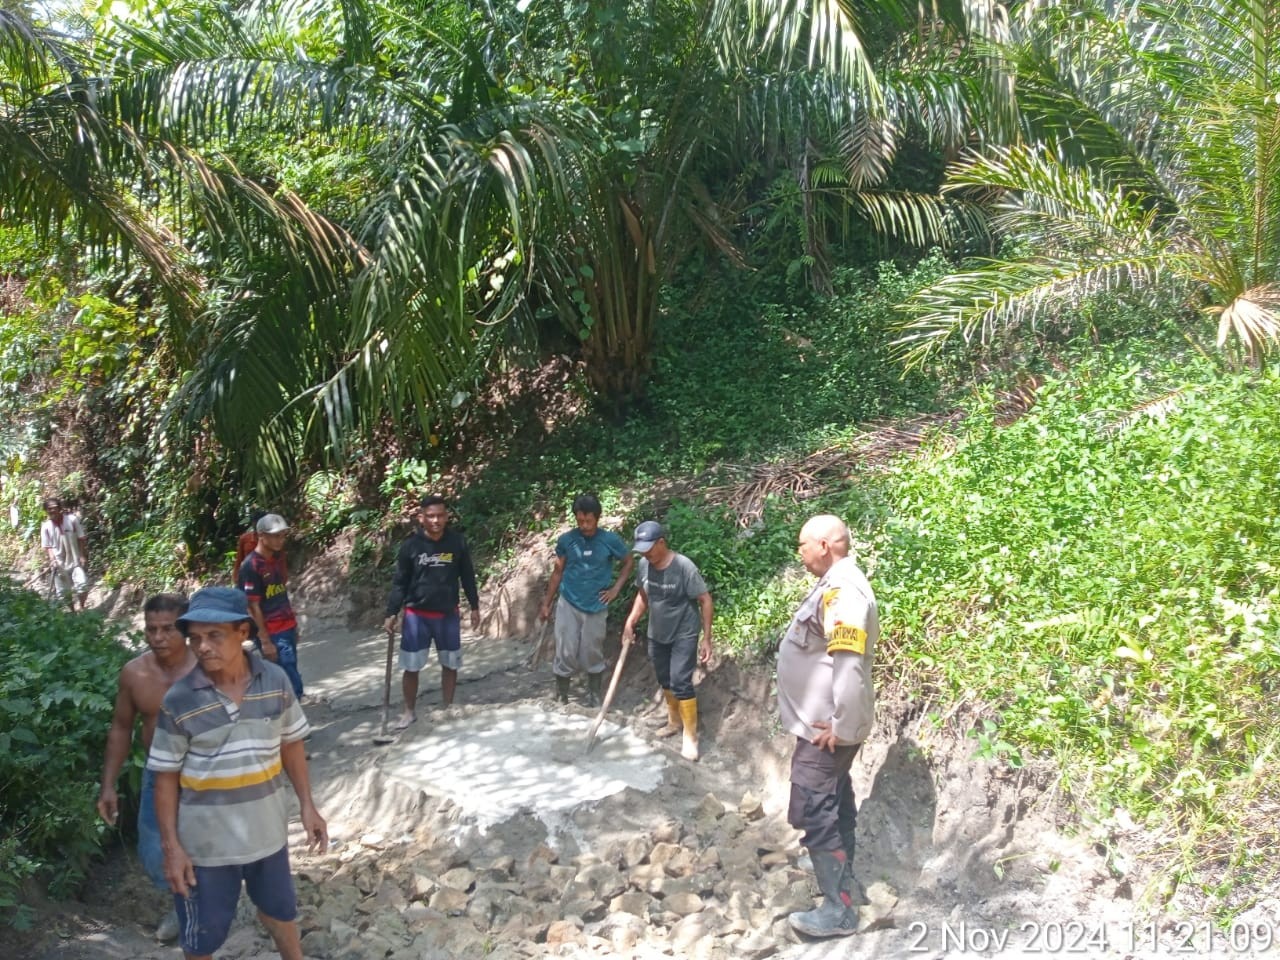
647, 255, 951, 464
0, 585, 133, 926
873, 340, 1280, 817
449, 256, 947, 552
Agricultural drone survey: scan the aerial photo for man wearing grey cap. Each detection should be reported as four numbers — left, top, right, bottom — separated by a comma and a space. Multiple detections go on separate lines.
621, 521, 713, 761
237, 513, 303, 699
148, 586, 327, 960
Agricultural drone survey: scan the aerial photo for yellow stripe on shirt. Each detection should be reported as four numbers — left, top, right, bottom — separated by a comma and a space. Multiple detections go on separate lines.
180, 757, 282, 792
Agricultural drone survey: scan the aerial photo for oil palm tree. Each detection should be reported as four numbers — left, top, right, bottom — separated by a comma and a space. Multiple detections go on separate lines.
109, 0, 1000, 474
3, 0, 1006, 487
894, 0, 1280, 366
0, 5, 198, 314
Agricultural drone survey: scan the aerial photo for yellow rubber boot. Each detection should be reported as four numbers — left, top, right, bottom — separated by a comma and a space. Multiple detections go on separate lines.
654, 689, 682, 738
678, 697, 699, 761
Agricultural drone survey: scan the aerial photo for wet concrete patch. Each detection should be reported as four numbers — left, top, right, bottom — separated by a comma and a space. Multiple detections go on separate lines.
376, 705, 667, 831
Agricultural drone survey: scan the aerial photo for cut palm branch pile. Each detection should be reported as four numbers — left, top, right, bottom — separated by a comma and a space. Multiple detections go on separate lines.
701, 374, 1195, 526
705, 410, 965, 526
1097, 389, 1190, 438
993, 374, 1045, 426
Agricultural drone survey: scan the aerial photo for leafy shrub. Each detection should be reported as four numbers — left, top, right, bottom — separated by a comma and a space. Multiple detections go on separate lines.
646, 255, 950, 467
823, 338, 1280, 907
871, 342, 1280, 816
449, 255, 953, 558
0, 584, 134, 925
654, 323, 1280, 906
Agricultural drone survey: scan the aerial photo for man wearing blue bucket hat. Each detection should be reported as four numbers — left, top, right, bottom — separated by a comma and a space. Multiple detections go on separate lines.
148, 586, 327, 960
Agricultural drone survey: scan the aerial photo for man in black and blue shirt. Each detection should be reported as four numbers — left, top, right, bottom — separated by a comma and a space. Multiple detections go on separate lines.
383, 495, 480, 728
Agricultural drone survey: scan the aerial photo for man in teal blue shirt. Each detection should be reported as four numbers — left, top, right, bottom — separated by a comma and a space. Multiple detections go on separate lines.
538, 494, 633, 706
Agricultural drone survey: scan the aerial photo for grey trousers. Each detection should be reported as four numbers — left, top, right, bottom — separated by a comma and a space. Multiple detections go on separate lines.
553, 596, 608, 677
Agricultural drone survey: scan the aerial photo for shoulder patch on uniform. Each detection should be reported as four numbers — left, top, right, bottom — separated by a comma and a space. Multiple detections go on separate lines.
827, 625, 866, 655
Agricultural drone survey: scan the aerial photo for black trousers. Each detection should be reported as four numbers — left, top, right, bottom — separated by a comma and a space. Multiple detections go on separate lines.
787, 736, 860, 854
649, 635, 697, 700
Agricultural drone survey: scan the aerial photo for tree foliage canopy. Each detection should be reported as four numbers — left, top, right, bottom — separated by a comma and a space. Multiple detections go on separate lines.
894, 0, 1280, 366
1, 0, 1000, 490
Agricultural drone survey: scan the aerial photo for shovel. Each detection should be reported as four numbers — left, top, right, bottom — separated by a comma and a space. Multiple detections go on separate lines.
373, 626, 397, 745
584, 637, 632, 754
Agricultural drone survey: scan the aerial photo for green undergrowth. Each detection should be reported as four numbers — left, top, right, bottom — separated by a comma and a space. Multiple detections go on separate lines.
870, 345, 1280, 912
0, 584, 136, 927
449, 255, 950, 553
688, 336, 1279, 914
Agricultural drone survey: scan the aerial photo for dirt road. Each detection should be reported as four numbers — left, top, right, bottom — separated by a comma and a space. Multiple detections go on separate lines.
12, 620, 1218, 960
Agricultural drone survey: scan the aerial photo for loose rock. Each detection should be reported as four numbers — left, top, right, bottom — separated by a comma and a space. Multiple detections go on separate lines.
428, 886, 471, 916
609, 891, 654, 917
439, 866, 476, 892
665, 891, 705, 916
696, 792, 726, 821
545, 918, 585, 948
861, 880, 900, 931
653, 820, 682, 843
621, 834, 651, 868
575, 862, 626, 901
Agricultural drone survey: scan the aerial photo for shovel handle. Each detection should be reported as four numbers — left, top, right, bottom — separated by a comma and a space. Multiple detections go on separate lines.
380, 627, 395, 735
585, 636, 631, 750
527, 619, 554, 669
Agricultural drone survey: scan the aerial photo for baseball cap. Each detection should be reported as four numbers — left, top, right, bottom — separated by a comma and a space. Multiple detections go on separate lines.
633, 520, 665, 554
177, 586, 257, 637
256, 513, 290, 535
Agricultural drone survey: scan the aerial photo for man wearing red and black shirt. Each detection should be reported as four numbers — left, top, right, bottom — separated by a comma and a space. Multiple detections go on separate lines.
237, 513, 304, 698
383, 495, 480, 729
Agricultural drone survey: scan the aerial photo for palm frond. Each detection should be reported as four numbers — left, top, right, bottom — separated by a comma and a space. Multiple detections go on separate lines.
945, 144, 1164, 249
853, 189, 978, 249
893, 250, 1191, 367
840, 110, 896, 189
1210, 286, 1280, 357
736, 0, 889, 107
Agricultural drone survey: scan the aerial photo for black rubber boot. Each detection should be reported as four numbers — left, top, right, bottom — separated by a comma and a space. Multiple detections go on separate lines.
585, 671, 603, 708
840, 832, 869, 905
842, 860, 870, 906
555, 675, 570, 704
788, 849, 858, 938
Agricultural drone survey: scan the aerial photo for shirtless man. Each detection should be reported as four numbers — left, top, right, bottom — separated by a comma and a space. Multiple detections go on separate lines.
96, 593, 195, 942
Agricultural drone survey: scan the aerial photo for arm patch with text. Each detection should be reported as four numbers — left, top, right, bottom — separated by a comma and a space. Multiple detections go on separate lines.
822, 588, 867, 655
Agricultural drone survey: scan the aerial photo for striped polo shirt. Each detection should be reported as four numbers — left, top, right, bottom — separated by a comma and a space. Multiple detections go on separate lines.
147, 650, 310, 866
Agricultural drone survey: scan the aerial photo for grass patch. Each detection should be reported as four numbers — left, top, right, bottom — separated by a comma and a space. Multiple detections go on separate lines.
449, 256, 951, 553
674, 333, 1280, 913
865, 343, 1280, 912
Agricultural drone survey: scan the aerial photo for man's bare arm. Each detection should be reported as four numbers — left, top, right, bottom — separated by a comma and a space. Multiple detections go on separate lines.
538, 555, 568, 621
96, 669, 139, 824
154, 771, 195, 896
281, 739, 328, 852
622, 587, 648, 646
697, 592, 714, 663
246, 599, 277, 660
602, 553, 635, 604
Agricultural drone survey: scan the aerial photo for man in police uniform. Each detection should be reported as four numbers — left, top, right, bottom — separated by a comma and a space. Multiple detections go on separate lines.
776, 514, 878, 938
